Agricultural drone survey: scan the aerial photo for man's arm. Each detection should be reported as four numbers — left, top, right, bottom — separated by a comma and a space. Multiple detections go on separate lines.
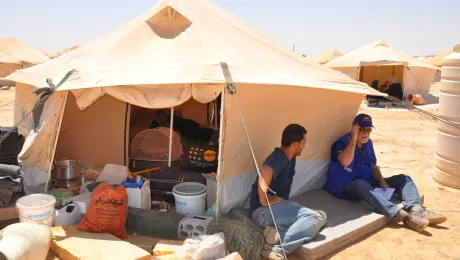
338, 125, 360, 167
257, 165, 284, 207
372, 165, 389, 190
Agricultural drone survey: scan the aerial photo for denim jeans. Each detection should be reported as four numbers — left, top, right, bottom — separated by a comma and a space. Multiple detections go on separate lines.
343, 174, 423, 219
251, 200, 327, 254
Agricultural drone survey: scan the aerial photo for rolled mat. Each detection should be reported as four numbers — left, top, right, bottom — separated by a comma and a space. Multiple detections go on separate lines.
0, 187, 14, 207
126, 207, 185, 239
0, 164, 22, 179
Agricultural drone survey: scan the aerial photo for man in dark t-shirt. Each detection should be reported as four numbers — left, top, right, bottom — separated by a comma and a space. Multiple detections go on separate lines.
250, 124, 327, 259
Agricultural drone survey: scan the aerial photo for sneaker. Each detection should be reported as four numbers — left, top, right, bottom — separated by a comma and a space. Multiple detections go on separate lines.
260, 244, 285, 260
263, 226, 280, 245
392, 209, 409, 223
409, 205, 447, 225
403, 214, 429, 232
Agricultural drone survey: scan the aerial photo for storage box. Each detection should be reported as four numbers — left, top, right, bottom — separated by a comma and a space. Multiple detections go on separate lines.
203, 173, 217, 209
62, 192, 92, 214
127, 179, 151, 210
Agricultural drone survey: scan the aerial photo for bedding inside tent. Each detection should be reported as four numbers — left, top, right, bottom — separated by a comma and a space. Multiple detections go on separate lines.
359, 65, 404, 88
359, 64, 405, 101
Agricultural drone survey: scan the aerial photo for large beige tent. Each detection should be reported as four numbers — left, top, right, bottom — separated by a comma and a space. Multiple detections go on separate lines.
8, 0, 382, 214
0, 38, 49, 77
326, 39, 439, 99
425, 48, 455, 67
312, 49, 343, 65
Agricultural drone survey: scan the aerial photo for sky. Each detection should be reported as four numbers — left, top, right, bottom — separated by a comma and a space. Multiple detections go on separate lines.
1, 0, 459, 56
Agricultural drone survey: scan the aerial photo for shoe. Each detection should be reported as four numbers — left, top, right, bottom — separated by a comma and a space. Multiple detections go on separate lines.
392, 209, 409, 223
403, 214, 429, 232
409, 205, 447, 225
260, 244, 285, 260
263, 226, 280, 245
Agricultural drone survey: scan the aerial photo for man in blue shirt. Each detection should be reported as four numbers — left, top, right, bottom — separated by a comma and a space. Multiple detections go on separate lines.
324, 114, 446, 232
250, 124, 327, 260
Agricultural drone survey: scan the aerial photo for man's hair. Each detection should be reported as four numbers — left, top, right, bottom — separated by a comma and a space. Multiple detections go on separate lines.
281, 124, 307, 147
156, 110, 166, 116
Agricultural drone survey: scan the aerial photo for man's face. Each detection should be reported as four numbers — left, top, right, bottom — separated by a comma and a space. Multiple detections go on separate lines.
294, 134, 307, 156
358, 127, 372, 143
157, 113, 166, 123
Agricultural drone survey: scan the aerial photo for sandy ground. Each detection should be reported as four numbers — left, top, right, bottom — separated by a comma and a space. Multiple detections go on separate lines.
324, 101, 460, 258
1, 85, 458, 260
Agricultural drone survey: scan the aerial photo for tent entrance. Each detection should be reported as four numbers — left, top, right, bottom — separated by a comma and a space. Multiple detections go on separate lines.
359, 64, 404, 89
128, 95, 221, 209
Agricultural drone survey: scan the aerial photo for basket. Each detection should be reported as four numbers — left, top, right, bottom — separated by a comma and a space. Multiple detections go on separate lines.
173, 182, 207, 196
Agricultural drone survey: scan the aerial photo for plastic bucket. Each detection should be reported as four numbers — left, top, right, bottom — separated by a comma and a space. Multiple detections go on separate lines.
173, 182, 207, 216
16, 194, 57, 227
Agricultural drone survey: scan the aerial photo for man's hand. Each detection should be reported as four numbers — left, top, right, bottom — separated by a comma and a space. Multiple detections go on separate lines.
350, 124, 360, 141
261, 195, 284, 207
378, 178, 390, 191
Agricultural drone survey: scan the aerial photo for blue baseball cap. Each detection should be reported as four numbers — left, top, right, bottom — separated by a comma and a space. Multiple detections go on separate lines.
353, 114, 374, 128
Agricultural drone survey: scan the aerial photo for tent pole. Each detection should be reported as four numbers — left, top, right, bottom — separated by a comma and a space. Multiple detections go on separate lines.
44, 91, 69, 194
214, 98, 218, 128
168, 107, 174, 167
215, 89, 226, 220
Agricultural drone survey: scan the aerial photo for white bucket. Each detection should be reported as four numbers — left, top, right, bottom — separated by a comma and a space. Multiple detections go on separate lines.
16, 194, 56, 227
173, 182, 207, 216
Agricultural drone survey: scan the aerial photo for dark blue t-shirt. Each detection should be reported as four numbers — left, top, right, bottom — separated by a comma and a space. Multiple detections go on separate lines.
249, 148, 296, 213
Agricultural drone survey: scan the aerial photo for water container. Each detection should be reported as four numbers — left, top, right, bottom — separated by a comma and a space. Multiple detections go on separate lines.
434, 45, 460, 189
172, 182, 207, 216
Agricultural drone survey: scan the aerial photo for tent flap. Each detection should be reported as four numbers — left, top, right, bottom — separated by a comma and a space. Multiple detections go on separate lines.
15, 85, 67, 194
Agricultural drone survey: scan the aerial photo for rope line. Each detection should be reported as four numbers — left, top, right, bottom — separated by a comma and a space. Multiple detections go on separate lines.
231, 93, 288, 260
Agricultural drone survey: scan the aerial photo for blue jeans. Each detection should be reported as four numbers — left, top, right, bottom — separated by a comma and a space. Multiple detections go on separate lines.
251, 200, 327, 254
343, 174, 423, 219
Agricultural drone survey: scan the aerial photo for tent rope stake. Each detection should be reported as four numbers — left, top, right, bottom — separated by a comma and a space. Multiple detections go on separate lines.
220, 62, 288, 259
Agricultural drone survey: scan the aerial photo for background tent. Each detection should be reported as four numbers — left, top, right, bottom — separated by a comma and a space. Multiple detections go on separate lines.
41, 50, 60, 59
8, 0, 383, 213
312, 49, 343, 65
425, 47, 456, 67
326, 39, 440, 99
0, 38, 49, 77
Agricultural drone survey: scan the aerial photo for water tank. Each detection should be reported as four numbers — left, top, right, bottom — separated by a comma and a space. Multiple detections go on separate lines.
434, 45, 460, 189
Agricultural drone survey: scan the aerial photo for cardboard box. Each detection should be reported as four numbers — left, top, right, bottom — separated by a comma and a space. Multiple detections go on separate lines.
203, 173, 216, 209
127, 179, 151, 210
62, 192, 92, 214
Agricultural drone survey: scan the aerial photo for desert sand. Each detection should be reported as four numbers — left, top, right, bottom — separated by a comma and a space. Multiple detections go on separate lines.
0, 86, 458, 260
324, 107, 460, 260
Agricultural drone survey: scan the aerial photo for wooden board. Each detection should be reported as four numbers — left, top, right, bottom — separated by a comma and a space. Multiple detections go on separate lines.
51, 226, 151, 260
46, 251, 61, 260
152, 240, 184, 256
125, 234, 162, 252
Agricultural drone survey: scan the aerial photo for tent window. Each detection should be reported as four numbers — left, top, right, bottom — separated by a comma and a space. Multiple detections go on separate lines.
146, 6, 192, 39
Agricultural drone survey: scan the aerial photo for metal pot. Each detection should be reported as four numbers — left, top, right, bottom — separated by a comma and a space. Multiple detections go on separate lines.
52, 159, 82, 181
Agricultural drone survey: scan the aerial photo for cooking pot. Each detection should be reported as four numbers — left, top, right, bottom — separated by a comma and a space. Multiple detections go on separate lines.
52, 159, 82, 180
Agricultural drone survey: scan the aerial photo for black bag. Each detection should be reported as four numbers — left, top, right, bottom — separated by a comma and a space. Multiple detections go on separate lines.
0, 127, 25, 165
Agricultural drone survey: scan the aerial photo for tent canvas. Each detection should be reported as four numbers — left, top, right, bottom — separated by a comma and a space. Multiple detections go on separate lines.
8, 0, 383, 214
326, 39, 440, 99
312, 49, 343, 65
425, 48, 456, 67
0, 38, 50, 78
